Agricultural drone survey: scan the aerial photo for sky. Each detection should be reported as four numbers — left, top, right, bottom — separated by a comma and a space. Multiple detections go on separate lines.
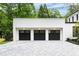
34, 3, 70, 16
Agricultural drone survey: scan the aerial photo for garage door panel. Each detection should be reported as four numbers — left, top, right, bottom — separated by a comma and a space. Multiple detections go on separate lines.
34, 30, 45, 40
19, 30, 30, 40
49, 30, 60, 40
40, 34, 45, 40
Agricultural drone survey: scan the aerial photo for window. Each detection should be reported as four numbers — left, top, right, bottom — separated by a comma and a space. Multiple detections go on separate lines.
73, 26, 79, 37
76, 14, 78, 21
72, 16, 74, 22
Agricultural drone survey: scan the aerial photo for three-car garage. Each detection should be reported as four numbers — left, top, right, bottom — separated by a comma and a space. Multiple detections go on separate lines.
13, 18, 73, 41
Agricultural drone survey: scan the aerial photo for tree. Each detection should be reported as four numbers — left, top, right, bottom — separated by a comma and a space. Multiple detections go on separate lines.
49, 9, 62, 18
38, 4, 62, 18
0, 3, 36, 41
0, 4, 13, 40
65, 3, 79, 17
0, 10, 10, 39
38, 4, 50, 18
13, 3, 36, 18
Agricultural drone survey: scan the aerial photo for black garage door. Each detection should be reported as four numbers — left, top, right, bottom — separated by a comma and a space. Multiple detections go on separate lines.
34, 30, 45, 40
49, 30, 60, 40
19, 30, 30, 40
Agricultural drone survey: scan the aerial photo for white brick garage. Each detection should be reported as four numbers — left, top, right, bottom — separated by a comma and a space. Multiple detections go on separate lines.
13, 18, 74, 41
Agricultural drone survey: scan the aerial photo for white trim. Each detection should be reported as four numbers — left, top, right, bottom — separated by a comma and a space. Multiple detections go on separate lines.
17, 29, 19, 41
60, 28, 63, 41
31, 29, 34, 41
46, 29, 49, 41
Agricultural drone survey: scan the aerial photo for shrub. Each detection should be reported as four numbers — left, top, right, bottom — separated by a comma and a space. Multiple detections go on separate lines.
66, 38, 70, 41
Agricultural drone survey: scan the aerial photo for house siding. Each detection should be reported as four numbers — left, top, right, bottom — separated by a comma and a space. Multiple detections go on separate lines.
67, 11, 79, 23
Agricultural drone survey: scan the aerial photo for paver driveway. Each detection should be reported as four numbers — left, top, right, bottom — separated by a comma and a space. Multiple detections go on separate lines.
0, 41, 79, 56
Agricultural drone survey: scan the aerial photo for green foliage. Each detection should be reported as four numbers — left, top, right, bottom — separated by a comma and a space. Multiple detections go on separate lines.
13, 3, 36, 18
73, 21, 79, 44
69, 4, 79, 14
49, 9, 62, 18
0, 3, 13, 41
38, 4, 50, 18
0, 3, 36, 41
38, 4, 62, 18
74, 21, 79, 38
65, 3, 79, 17
73, 26, 79, 37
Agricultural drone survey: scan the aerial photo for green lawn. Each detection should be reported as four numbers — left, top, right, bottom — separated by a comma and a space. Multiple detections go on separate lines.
0, 38, 7, 45
0, 41, 7, 44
